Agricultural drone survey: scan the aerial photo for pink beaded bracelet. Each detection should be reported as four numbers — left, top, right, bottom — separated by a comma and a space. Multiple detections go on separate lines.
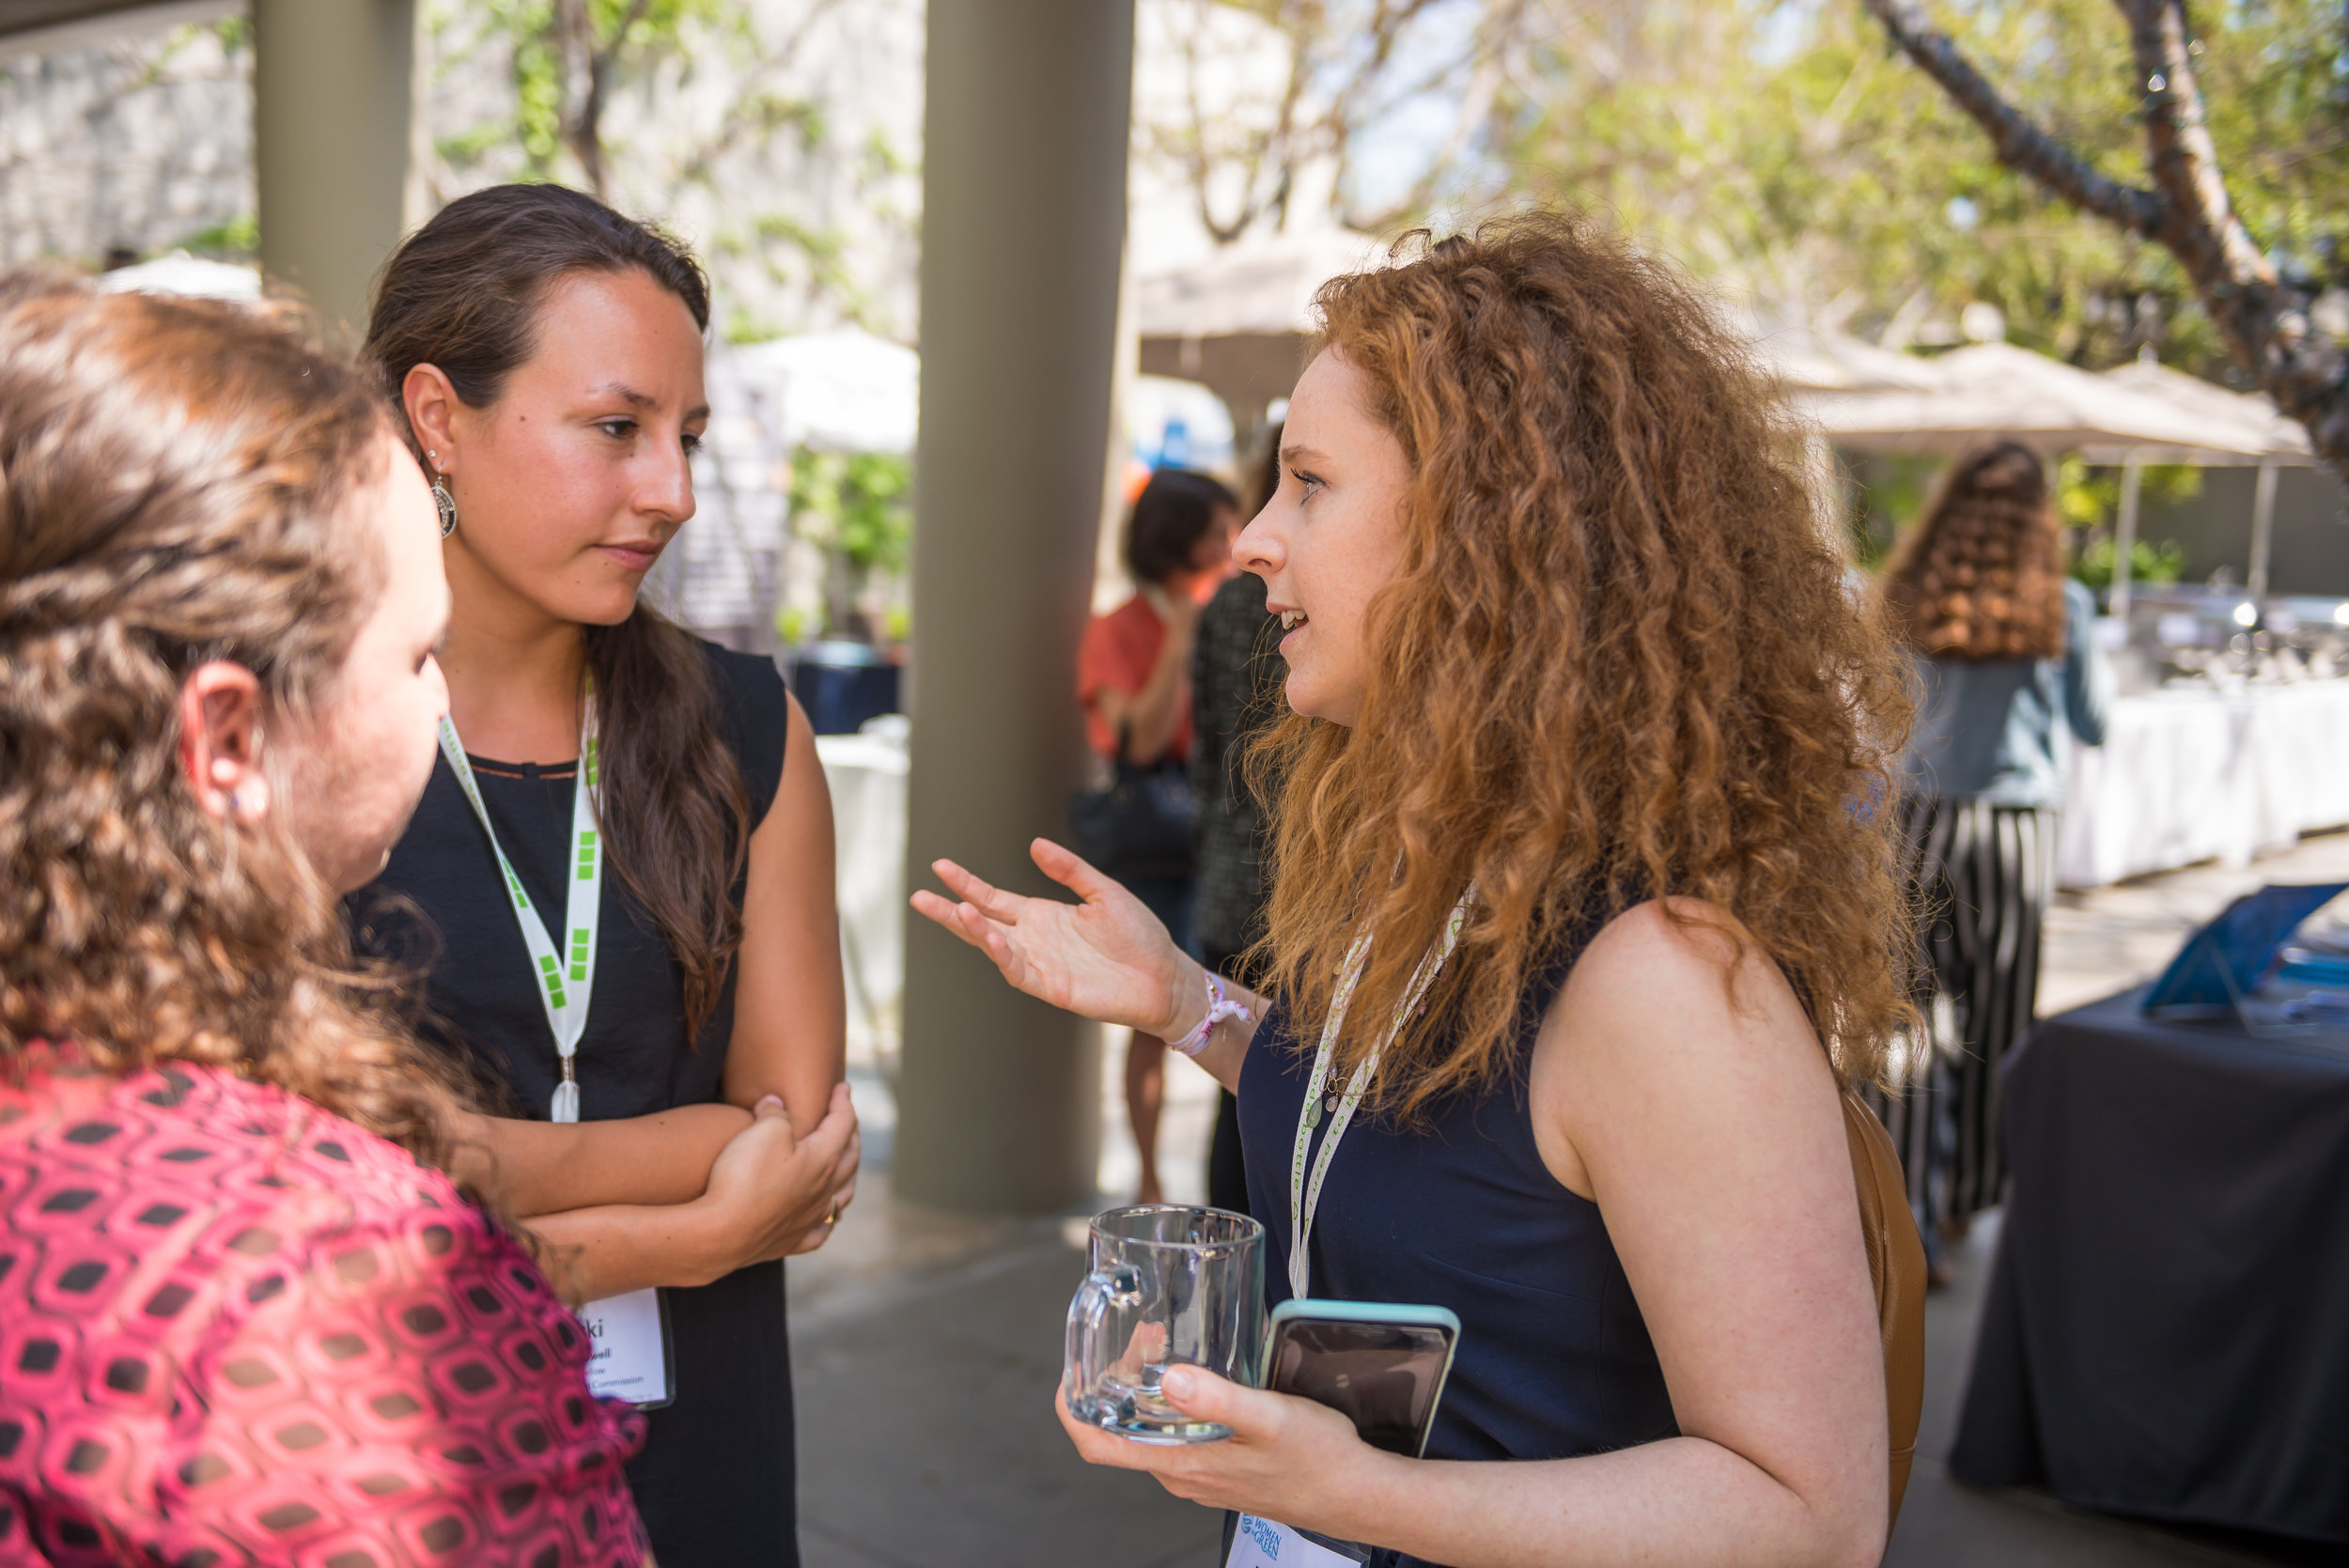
1167, 970, 1252, 1058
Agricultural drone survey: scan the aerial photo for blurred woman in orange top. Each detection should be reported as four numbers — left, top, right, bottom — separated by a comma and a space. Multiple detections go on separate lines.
1078, 467, 1239, 1202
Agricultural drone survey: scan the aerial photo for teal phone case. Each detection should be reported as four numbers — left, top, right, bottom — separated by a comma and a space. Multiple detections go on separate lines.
1261, 1297, 1461, 1458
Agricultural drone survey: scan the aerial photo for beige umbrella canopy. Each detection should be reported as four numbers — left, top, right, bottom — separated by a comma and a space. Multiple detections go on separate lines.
2086, 361, 2313, 606
1789, 341, 2250, 458
1134, 228, 1393, 447
1774, 338, 2314, 609
1745, 320, 1947, 394
2086, 360, 2310, 466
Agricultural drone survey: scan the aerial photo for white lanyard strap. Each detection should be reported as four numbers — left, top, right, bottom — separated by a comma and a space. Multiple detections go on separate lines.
436, 686, 603, 1124
1287, 889, 1475, 1300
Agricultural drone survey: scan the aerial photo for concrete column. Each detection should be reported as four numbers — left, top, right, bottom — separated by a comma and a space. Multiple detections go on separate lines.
895, 0, 1136, 1213
253, 0, 414, 334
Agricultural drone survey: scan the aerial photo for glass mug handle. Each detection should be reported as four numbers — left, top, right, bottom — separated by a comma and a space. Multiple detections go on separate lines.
1065, 1265, 1141, 1418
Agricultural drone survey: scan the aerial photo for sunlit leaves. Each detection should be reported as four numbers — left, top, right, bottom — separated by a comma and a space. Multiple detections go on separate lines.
1506, 0, 2349, 383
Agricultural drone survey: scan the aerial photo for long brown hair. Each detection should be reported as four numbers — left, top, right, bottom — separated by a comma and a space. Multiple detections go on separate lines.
365, 184, 750, 1041
0, 277, 468, 1156
1250, 212, 1914, 1112
1883, 441, 2067, 660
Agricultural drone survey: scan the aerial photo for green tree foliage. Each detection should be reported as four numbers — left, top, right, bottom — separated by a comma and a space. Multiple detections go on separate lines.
2071, 531, 2186, 589
444, 0, 733, 194
425, 0, 895, 339
2055, 453, 2195, 588
1506, 0, 2349, 384
789, 447, 911, 639
2053, 451, 2201, 529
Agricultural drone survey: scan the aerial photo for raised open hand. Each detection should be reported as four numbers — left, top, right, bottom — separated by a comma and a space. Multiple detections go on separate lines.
910, 838, 1193, 1039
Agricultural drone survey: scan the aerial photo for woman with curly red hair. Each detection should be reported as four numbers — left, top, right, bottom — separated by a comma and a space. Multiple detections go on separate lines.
918, 212, 1915, 1567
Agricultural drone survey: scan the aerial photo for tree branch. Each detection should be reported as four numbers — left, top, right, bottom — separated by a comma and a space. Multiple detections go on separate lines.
1859, 0, 2165, 239
1864, 0, 2349, 490
2109, 0, 2349, 465
2119, 0, 2271, 285
2113, 0, 2280, 318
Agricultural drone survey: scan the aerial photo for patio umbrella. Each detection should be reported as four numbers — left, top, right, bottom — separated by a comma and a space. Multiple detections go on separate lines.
2089, 361, 2315, 604
1790, 341, 2241, 458
1134, 227, 1393, 446
1743, 319, 1947, 394
2086, 361, 2310, 466
724, 330, 920, 455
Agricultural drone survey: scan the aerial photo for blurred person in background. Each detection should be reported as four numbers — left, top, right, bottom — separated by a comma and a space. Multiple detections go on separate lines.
356, 183, 855, 1565
1882, 440, 2109, 1282
0, 279, 649, 1562
1080, 467, 1239, 1203
1190, 429, 1289, 1216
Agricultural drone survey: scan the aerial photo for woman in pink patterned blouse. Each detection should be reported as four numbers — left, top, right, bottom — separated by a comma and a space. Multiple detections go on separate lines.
0, 278, 650, 1565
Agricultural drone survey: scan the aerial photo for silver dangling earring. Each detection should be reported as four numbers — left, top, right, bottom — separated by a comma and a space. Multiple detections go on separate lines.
427, 449, 457, 538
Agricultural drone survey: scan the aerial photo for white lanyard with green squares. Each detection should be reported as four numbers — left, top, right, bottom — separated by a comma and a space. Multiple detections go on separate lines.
435, 684, 603, 1125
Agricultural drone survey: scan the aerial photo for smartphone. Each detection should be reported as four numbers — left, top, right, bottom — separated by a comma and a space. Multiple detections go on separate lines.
1262, 1298, 1460, 1458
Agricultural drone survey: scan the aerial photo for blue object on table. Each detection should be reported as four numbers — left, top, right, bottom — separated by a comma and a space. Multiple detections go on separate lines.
2279, 952, 2349, 986
2141, 882, 2349, 1014
787, 641, 901, 736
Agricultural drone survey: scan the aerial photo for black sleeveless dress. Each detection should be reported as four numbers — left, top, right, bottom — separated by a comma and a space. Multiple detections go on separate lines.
352, 643, 800, 1566
1238, 929, 1678, 1568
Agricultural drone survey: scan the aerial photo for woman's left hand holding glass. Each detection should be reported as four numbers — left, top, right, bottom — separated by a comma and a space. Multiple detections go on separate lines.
1056, 1365, 1398, 1540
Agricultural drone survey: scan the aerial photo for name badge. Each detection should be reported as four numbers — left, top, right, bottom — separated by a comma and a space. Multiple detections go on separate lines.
577, 1287, 674, 1407
1226, 1514, 1368, 1567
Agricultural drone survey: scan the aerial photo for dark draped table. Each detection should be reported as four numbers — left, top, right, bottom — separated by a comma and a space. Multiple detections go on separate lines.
1950, 986, 2349, 1545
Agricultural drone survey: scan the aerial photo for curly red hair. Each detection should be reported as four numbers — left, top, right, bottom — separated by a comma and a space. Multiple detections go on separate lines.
1249, 212, 1916, 1112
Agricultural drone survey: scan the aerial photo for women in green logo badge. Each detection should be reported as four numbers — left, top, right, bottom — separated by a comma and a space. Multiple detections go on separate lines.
353, 183, 858, 1567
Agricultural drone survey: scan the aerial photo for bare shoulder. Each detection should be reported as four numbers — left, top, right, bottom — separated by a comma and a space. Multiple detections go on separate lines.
1563, 897, 1812, 1052
752, 691, 832, 848
780, 687, 818, 764
1529, 897, 1838, 1197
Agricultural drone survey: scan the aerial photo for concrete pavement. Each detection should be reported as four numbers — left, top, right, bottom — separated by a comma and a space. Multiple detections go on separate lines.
781, 831, 2349, 1566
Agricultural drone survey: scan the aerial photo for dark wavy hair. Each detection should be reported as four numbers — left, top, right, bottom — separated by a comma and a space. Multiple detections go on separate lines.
365, 183, 750, 1042
1124, 467, 1238, 585
1883, 441, 2067, 661
0, 276, 470, 1157
1248, 211, 1916, 1113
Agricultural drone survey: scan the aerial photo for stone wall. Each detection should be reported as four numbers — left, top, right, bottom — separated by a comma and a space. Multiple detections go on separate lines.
0, 4, 925, 344
0, 19, 252, 269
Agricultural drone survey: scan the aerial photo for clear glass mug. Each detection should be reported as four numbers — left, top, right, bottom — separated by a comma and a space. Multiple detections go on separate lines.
1065, 1204, 1266, 1443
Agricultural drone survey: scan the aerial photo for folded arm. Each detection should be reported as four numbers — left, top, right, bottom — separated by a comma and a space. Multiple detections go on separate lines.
447, 1102, 750, 1215
483, 693, 858, 1302
521, 1085, 861, 1305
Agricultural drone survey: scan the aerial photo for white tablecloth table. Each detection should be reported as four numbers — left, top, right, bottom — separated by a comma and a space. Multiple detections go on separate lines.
2057, 679, 2349, 889
816, 725, 909, 1053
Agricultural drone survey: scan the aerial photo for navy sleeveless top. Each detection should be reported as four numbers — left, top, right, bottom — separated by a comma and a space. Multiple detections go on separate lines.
1238, 931, 1677, 1568
350, 642, 799, 1567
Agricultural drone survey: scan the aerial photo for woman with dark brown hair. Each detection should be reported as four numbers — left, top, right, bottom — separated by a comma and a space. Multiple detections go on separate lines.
916, 213, 1913, 1566
1879, 441, 2109, 1276
355, 183, 856, 1564
0, 279, 649, 1562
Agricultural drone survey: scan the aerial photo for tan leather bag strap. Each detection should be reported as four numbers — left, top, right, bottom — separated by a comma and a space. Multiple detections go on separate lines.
1843, 1089, 1926, 1531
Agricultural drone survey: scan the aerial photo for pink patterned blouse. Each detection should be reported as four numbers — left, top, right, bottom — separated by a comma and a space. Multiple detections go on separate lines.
0, 1053, 647, 1566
